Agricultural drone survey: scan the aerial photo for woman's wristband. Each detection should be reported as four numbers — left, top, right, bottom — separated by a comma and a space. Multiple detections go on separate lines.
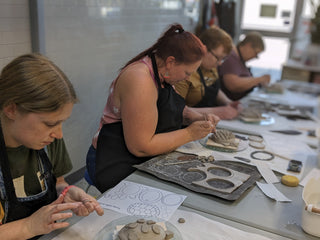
61, 185, 76, 196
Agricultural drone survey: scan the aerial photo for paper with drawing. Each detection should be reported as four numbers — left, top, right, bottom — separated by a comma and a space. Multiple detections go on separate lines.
97, 180, 186, 221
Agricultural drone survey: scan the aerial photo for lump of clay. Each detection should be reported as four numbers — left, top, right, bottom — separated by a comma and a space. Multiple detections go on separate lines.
239, 107, 263, 120
116, 219, 174, 240
264, 82, 284, 94
197, 155, 215, 163
209, 129, 238, 148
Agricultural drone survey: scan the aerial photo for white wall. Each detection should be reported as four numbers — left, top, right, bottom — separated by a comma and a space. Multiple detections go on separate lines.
40, 0, 199, 174
0, 0, 31, 69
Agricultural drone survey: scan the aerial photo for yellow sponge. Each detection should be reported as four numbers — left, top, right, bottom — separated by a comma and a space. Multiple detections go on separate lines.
281, 175, 299, 187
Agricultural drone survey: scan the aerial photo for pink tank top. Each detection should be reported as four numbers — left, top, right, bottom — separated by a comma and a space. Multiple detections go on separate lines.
92, 56, 156, 148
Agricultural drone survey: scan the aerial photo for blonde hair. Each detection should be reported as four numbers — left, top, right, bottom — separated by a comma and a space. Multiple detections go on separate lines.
0, 53, 78, 113
199, 26, 233, 55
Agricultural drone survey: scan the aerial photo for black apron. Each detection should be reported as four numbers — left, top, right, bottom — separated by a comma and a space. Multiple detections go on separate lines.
0, 124, 57, 239
94, 53, 186, 193
220, 46, 253, 101
194, 68, 220, 108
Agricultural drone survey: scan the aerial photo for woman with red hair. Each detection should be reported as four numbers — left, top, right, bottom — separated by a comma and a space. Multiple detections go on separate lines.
87, 24, 220, 192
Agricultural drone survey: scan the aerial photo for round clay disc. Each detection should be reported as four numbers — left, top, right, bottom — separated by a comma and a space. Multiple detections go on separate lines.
249, 141, 265, 149
281, 175, 299, 187
248, 135, 263, 142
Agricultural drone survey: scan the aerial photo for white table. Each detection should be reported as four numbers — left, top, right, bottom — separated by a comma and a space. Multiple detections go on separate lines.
39, 205, 292, 240
40, 83, 320, 240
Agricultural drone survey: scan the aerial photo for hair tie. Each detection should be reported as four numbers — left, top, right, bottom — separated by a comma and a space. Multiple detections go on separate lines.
61, 185, 76, 196
175, 28, 184, 33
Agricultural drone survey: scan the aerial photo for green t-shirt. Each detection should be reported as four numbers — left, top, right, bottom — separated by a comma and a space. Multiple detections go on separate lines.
4, 138, 72, 197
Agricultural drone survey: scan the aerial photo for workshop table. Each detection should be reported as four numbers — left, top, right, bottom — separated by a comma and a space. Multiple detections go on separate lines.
40, 81, 319, 240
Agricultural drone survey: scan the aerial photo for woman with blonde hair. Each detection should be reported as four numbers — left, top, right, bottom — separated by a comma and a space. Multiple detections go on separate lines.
0, 54, 103, 239
175, 26, 242, 120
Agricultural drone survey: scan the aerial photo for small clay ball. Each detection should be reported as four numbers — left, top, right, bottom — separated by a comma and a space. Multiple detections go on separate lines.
116, 218, 174, 240
147, 220, 156, 225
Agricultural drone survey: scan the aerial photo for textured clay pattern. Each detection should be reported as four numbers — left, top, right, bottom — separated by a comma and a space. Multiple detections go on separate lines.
116, 219, 174, 240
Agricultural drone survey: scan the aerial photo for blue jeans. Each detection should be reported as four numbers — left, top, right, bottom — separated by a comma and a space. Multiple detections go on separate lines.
85, 145, 96, 185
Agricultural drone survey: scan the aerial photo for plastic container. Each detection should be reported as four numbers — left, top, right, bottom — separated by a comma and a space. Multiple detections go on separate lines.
301, 178, 320, 237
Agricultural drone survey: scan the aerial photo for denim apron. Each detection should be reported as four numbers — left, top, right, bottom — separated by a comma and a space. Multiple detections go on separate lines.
194, 68, 220, 108
93, 53, 186, 193
0, 124, 57, 239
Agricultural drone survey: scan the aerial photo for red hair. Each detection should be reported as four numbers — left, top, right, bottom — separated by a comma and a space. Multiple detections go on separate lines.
123, 23, 206, 68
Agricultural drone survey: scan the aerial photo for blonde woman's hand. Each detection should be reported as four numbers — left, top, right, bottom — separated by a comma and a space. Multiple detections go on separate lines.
213, 106, 238, 120
205, 113, 220, 130
25, 194, 81, 237
63, 186, 104, 216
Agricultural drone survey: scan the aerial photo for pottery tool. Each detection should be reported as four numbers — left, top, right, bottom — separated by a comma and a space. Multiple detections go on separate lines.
270, 129, 302, 135
162, 161, 192, 166
235, 134, 248, 141
263, 150, 292, 161
251, 149, 293, 161
234, 156, 251, 163
305, 204, 320, 214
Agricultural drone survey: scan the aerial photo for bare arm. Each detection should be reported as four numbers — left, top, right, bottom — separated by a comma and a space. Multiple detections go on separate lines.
188, 104, 241, 120
117, 65, 215, 157
0, 195, 81, 240
215, 89, 232, 106
56, 177, 104, 216
223, 74, 270, 93
0, 176, 104, 240
182, 106, 219, 127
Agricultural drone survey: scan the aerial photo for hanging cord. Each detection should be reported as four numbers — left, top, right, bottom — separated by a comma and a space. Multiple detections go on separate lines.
236, 45, 252, 76
0, 123, 17, 201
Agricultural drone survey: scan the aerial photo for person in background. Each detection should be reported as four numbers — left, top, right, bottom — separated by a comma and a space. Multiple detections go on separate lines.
218, 31, 271, 101
174, 26, 241, 120
87, 24, 220, 193
0, 54, 104, 240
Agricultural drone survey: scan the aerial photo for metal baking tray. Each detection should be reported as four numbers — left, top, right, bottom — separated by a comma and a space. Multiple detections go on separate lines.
134, 152, 261, 201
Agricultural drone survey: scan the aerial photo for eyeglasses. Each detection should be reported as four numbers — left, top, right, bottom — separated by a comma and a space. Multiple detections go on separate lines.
252, 48, 260, 59
209, 50, 228, 64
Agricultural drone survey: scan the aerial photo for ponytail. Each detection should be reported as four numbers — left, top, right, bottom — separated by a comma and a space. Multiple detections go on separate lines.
122, 23, 205, 69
